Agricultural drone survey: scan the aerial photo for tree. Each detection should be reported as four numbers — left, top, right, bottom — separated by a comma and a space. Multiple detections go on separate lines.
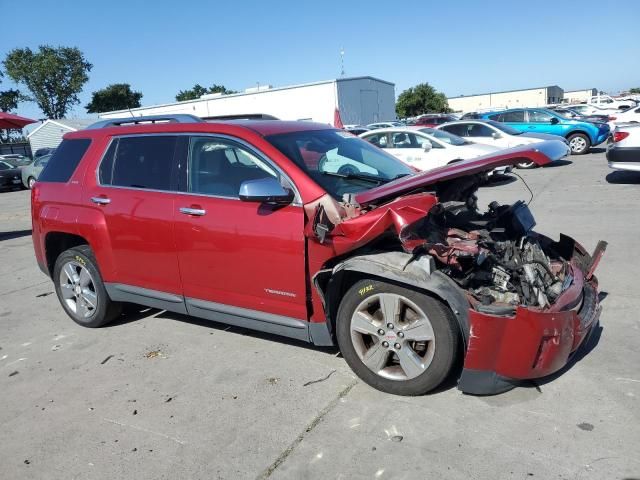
176, 83, 237, 101
0, 71, 22, 112
396, 83, 451, 118
86, 83, 143, 113
3, 45, 92, 119
629, 87, 640, 94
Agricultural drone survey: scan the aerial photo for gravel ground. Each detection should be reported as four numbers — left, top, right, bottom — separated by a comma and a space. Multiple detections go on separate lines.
1, 149, 639, 480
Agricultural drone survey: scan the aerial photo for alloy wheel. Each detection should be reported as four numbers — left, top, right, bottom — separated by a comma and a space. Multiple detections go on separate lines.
58, 261, 98, 319
569, 136, 587, 153
350, 293, 436, 381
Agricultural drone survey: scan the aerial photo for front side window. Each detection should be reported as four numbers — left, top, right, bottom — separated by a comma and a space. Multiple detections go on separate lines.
528, 110, 554, 123
99, 136, 177, 190
440, 124, 469, 137
188, 137, 277, 197
39, 138, 91, 183
465, 124, 494, 137
266, 129, 413, 200
363, 132, 389, 148
391, 132, 423, 148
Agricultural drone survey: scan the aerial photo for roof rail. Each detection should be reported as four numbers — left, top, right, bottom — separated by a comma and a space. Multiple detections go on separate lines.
87, 114, 204, 130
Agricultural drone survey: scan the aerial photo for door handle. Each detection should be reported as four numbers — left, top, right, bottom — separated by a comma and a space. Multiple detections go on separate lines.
91, 196, 111, 205
179, 207, 206, 216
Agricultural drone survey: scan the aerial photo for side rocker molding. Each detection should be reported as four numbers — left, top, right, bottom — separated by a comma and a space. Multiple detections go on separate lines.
315, 251, 471, 348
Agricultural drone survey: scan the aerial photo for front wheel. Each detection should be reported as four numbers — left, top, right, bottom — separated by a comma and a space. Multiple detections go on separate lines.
568, 133, 591, 155
336, 279, 459, 396
53, 245, 122, 328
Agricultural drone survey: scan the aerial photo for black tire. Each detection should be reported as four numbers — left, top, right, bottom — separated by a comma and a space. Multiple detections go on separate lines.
336, 279, 459, 396
567, 133, 591, 155
53, 245, 122, 328
28, 177, 36, 189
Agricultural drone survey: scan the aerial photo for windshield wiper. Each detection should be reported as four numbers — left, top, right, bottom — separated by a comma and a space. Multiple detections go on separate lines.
319, 171, 387, 184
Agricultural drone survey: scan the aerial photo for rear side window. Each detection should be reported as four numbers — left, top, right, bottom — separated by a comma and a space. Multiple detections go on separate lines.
99, 136, 178, 190
502, 111, 525, 122
38, 139, 91, 183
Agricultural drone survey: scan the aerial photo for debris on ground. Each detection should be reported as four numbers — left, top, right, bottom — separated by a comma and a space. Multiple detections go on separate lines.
9, 370, 19, 377
144, 349, 163, 359
577, 422, 594, 431
303, 370, 336, 387
390, 435, 404, 442
24, 460, 30, 465
132, 409, 138, 415
165, 397, 173, 403
51, 344, 61, 351
100, 355, 114, 365
266, 377, 280, 385
36, 291, 53, 298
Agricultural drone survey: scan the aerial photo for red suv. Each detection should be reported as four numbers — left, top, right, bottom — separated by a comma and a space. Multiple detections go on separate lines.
31, 115, 605, 396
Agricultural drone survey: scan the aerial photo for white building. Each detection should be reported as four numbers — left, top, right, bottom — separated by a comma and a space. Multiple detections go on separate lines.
563, 88, 598, 104
26, 118, 95, 154
100, 76, 396, 126
447, 86, 564, 113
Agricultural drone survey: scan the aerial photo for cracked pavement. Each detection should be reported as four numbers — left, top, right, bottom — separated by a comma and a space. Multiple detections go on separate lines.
1, 150, 639, 479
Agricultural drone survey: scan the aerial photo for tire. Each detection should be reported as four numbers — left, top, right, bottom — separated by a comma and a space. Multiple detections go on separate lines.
567, 133, 590, 155
53, 245, 122, 328
337, 164, 360, 175
336, 279, 459, 396
28, 177, 36, 189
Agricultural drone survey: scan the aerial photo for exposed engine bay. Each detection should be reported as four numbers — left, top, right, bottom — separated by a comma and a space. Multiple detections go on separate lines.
413, 197, 569, 314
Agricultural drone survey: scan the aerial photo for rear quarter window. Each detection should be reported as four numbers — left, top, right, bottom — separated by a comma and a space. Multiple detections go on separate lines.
38, 139, 91, 183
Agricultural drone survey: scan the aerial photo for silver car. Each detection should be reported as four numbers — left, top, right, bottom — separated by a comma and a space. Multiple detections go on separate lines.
21, 154, 51, 189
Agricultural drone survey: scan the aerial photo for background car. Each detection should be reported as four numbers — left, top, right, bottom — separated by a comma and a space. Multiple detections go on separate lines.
479, 108, 610, 154
606, 124, 640, 172
0, 160, 24, 190
550, 106, 611, 124
33, 147, 56, 159
0, 154, 32, 168
437, 119, 570, 168
366, 121, 404, 129
360, 127, 500, 171
21, 153, 51, 188
587, 95, 634, 110
411, 114, 459, 127
343, 125, 370, 136
608, 105, 640, 131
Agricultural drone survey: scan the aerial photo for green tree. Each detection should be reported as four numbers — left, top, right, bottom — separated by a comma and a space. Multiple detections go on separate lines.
176, 83, 237, 101
3, 45, 92, 119
396, 83, 450, 118
0, 70, 22, 113
629, 87, 640, 94
86, 83, 143, 113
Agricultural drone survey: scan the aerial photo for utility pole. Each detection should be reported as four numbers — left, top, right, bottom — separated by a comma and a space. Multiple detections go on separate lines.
340, 48, 345, 77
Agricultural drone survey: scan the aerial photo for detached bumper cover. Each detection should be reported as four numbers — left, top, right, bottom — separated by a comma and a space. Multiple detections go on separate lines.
457, 242, 603, 395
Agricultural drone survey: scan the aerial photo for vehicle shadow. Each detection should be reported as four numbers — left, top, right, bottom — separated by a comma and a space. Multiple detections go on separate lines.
590, 147, 606, 154
0, 229, 32, 241
481, 174, 517, 187
606, 170, 640, 184
545, 159, 573, 167
108, 303, 340, 354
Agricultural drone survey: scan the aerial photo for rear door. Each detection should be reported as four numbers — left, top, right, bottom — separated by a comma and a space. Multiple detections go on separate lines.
82, 135, 184, 300
173, 135, 309, 327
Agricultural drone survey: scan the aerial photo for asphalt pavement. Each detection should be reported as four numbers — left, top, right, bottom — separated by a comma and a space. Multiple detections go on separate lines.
1, 148, 639, 480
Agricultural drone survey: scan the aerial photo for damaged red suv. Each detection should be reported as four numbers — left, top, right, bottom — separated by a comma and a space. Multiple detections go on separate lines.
31, 115, 604, 395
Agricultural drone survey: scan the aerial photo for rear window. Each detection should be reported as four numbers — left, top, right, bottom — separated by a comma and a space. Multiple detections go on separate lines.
38, 139, 91, 183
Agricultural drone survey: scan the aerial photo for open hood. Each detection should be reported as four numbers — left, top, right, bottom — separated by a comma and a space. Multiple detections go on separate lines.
355, 140, 568, 207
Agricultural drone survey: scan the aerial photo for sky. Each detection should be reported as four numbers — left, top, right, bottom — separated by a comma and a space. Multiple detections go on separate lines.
2, 0, 639, 121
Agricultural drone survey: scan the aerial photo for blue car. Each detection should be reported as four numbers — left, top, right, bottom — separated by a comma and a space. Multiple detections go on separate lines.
479, 108, 610, 154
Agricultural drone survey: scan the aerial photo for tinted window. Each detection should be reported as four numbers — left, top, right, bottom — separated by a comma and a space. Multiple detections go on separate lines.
440, 124, 468, 137
38, 139, 91, 183
0, 161, 12, 170
488, 113, 503, 121
528, 110, 553, 122
102, 136, 177, 190
188, 137, 277, 197
363, 132, 389, 148
502, 111, 525, 122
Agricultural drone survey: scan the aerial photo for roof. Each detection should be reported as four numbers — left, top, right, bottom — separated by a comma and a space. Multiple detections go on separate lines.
101, 76, 395, 116
27, 118, 96, 138
448, 85, 563, 100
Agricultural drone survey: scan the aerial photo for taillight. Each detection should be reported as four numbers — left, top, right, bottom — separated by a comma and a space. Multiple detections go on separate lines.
608, 116, 617, 121
613, 131, 629, 142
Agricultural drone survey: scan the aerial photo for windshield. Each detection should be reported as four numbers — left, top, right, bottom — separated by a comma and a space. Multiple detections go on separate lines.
484, 120, 522, 135
265, 129, 414, 200
418, 128, 467, 146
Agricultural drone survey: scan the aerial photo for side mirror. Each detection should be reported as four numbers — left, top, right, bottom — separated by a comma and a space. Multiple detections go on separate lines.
550, 117, 559, 124
491, 132, 502, 139
239, 177, 294, 205
421, 142, 432, 152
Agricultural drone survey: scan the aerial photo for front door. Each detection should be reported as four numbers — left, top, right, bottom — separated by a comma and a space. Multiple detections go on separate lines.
173, 135, 308, 328
82, 135, 183, 298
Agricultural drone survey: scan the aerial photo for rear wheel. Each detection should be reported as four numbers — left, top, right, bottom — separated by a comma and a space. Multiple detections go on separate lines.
568, 133, 590, 155
53, 245, 122, 328
28, 177, 36, 189
336, 279, 459, 396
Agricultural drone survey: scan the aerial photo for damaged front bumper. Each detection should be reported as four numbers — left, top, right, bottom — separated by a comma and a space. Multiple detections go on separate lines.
457, 239, 604, 395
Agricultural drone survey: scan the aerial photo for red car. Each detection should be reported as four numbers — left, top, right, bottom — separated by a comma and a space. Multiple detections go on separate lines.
31, 115, 605, 396
413, 114, 459, 128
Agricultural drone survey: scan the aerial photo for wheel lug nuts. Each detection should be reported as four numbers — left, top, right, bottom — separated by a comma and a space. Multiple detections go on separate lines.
398, 331, 404, 338
382, 341, 389, 348
394, 343, 401, 350
386, 323, 394, 330
378, 329, 385, 336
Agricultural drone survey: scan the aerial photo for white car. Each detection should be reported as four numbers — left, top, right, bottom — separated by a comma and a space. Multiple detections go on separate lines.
564, 104, 613, 116
608, 105, 640, 131
366, 121, 404, 130
436, 120, 568, 168
359, 127, 501, 172
606, 124, 640, 172
587, 95, 634, 110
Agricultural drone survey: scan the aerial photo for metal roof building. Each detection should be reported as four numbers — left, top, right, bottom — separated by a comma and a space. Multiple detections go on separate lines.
447, 86, 564, 113
27, 118, 95, 154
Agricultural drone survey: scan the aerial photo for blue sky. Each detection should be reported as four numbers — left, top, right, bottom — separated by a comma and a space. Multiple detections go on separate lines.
2, 0, 639, 120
